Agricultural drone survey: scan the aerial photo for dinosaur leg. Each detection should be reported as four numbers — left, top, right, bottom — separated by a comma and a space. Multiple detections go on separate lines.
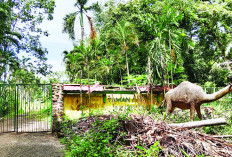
190, 103, 195, 121
195, 105, 202, 120
163, 100, 174, 120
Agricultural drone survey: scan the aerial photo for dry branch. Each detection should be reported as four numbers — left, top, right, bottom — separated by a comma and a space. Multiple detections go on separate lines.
64, 115, 232, 156
169, 118, 227, 129
213, 135, 232, 138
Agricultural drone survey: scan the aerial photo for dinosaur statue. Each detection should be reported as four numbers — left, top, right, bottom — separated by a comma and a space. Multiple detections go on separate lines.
163, 81, 232, 121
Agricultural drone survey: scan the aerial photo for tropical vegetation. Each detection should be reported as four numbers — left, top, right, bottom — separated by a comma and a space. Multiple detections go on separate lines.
0, 0, 55, 84
62, 0, 232, 87
1, 0, 232, 156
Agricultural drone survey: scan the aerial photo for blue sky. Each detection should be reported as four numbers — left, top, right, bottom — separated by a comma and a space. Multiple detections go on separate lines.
40, 0, 95, 72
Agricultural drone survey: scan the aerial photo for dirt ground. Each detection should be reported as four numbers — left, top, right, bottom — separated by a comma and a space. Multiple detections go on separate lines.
0, 132, 65, 157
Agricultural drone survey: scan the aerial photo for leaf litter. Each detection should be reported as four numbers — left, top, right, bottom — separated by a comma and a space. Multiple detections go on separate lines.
64, 114, 232, 156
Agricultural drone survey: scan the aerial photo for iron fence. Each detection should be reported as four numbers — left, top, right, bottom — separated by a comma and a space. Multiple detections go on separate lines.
0, 84, 52, 133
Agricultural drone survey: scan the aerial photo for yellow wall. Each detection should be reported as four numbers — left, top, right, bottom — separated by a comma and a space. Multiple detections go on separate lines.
63, 93, 164, 119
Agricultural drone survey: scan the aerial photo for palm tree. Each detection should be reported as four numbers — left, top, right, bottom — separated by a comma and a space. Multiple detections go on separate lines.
107, 20, 139, 83
62, 0, 99, 44
63, 44, 97, 113
63, 47, 86, 111
63, 48, 85, 83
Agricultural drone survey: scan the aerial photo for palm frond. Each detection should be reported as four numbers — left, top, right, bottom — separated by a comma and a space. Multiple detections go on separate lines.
75, 0, 88, 8
3, 35, 21, 48
86, 15, 97, 41
5, 31, 22, 40
63, 12, 78, 40
84, 2, 101, 12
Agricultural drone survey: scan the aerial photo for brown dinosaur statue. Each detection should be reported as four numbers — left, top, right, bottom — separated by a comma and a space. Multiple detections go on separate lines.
163, 81, 232, 121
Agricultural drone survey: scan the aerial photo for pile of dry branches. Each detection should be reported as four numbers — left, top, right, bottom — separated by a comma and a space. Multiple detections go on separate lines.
123, 115, 232, 156
68, 115, 232, 156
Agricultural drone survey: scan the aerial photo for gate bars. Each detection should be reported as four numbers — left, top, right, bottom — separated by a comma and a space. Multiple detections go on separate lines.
0, 84, 52, 133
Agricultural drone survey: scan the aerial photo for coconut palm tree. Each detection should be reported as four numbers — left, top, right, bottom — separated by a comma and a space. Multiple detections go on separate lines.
63, 47, 86, 111
62, 0, 100, 44
63, 43, 97, 113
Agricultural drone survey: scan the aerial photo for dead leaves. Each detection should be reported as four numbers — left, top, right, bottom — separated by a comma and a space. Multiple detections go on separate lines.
65, 114, 232, 156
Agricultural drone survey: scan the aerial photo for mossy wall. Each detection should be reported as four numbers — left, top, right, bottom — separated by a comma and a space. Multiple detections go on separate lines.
63, 93, 164, 119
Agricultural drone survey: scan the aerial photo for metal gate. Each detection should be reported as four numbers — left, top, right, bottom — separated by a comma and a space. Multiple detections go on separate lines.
0, 84, 52, 133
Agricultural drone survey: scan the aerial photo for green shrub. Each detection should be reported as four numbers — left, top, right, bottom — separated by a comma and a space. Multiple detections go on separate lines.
136, 141, 162, 157
61, 118, 123, 157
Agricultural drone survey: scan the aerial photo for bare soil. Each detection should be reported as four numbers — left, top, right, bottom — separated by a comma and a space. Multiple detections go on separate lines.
0, 132, 64, 157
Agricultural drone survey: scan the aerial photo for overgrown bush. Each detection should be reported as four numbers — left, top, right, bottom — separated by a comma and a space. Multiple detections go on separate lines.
60, 99, 232, 156
61, 117, 124, 157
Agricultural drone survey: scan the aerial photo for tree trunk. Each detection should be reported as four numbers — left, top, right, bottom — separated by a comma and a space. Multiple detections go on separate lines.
80, 11, 84, 44
81, 27, 84, 44
148, 56, 153, 107
125, 50, 130, 83
87, 64, 91, 115
80, 67, 83, 114
169, 118, 227, 129
120, 69, 122, 86
213, 135, 232, 138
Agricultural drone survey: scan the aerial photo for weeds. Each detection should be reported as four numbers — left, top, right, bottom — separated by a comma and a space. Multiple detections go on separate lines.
136, 142, 162, 157
61, 116, 124, 157
60, 99, 232, 156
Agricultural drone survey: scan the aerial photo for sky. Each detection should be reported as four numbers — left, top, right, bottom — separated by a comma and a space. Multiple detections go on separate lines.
40, 0, 80, 72
39, 0, 107, 73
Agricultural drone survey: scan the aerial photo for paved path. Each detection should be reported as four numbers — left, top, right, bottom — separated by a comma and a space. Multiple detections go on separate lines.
0, 132, 65, 157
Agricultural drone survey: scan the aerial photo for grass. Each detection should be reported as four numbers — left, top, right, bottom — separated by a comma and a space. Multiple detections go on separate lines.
200, 102, 232, 136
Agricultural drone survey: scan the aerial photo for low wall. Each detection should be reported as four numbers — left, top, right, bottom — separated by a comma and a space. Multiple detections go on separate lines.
51, 83, 165, 130
63, 93, 164, 119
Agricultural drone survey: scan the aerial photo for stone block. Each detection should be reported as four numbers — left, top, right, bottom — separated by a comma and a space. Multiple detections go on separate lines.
52, 99, 57, 102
